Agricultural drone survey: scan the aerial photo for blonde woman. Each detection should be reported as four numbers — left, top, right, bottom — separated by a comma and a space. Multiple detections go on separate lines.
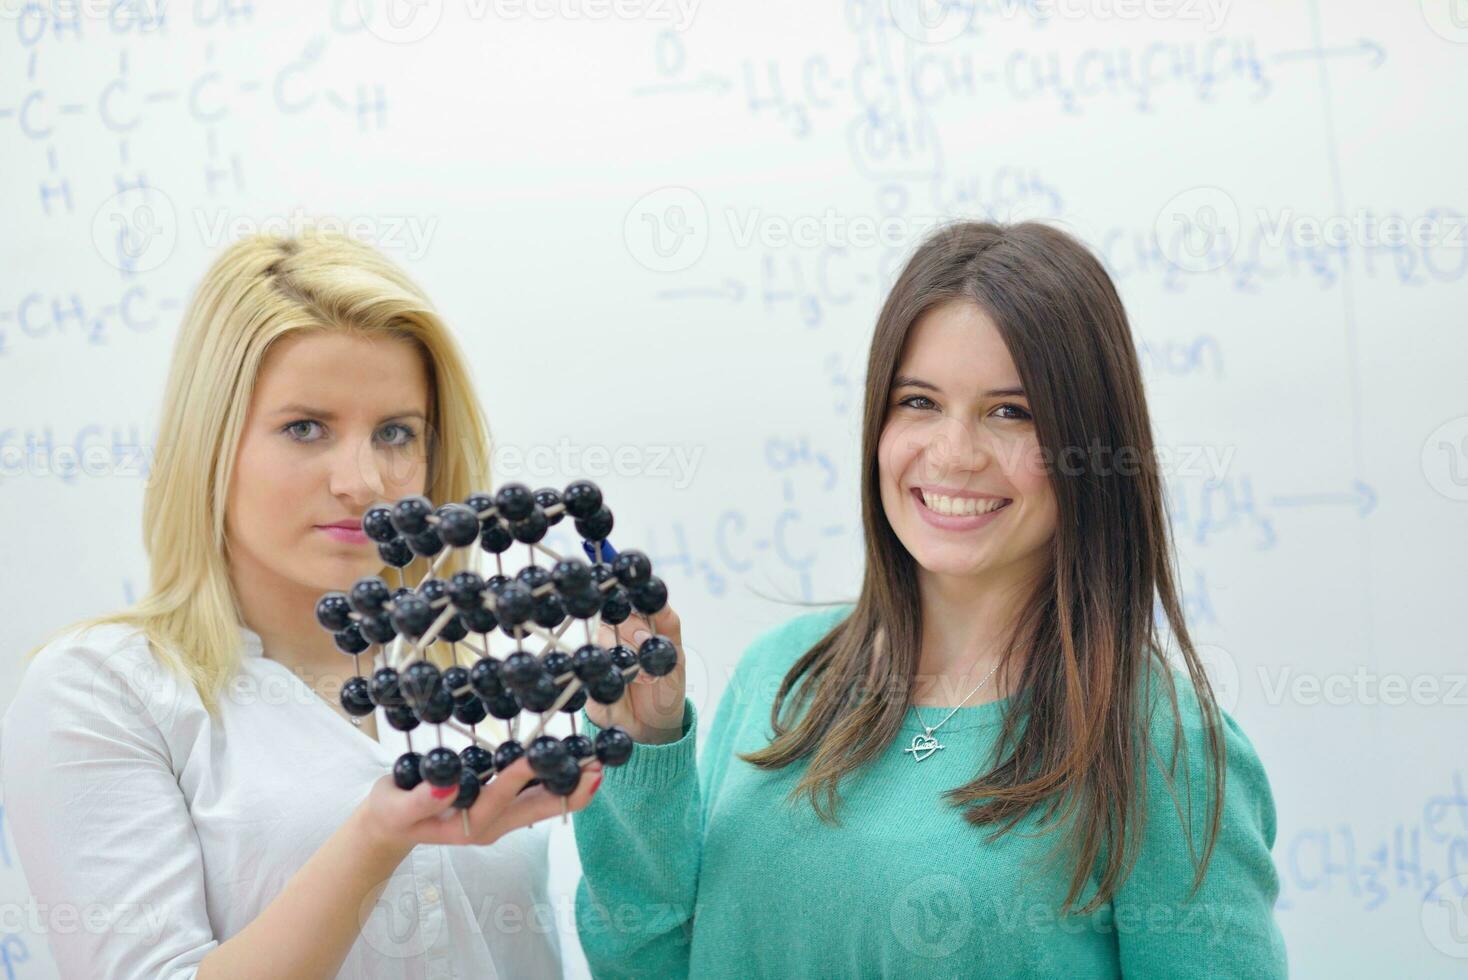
1, 229, 603, 978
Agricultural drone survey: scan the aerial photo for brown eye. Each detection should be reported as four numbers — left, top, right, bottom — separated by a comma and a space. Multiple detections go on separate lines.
993, 404, 1032, 421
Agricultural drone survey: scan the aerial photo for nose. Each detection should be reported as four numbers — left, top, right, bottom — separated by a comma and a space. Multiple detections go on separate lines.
920, 415, 991, 485
326, 431, 388, 506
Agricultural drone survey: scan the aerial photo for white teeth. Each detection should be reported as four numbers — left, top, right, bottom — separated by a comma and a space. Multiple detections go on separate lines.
920, 490, 1008, 516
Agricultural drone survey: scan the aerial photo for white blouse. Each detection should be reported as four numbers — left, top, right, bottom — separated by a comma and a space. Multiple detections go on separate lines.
0, 622, 560, 980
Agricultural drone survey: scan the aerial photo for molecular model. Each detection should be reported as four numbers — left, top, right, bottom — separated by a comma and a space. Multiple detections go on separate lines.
312, 479, 677, 832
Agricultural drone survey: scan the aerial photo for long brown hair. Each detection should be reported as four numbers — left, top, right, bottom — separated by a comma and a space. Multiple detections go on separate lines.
741, 220, 1225, 915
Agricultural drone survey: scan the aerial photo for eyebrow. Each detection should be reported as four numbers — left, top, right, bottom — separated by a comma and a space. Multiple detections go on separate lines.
272, 404, 428, 422
892, 376, 1026, 398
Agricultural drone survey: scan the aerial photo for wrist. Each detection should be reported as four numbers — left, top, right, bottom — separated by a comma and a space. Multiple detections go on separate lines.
636, 705, 688, 745
347, 803, 413, 867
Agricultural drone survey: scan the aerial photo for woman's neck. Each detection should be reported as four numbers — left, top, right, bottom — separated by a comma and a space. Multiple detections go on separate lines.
912, 559, 1043, 704
230, 553, 355, 682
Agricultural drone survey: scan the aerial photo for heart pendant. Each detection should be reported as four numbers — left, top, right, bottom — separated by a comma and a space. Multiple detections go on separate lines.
904, 733, 943, 762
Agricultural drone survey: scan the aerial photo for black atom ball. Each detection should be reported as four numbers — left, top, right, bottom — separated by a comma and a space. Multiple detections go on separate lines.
333, 624, 370, 655
542, 756, 583, 796
493, 583, 534, 629
452, 767, 482, 809
390, 495, 433, 536
494, 483, 536, 522
480, 519, 514, 554
586, 670, 626, 705
317, 592, 353, 630
551, 558, 593, 594
315, 592, 353, 631
517, 564, 551, 591
340, 676, 375, 716
534, 487, 564, 524
562, 479, 602, 520
370, 667, 405, 707
560, 687, 588, 714
363, 506, 397, 543
448, 571, 486, 610
384, 703, 420, 732
464, 491, 495, 518
532, 594, 566, 630
461, 604, 498, 634
563, 733, 595, 759
348, 576, 391, 616
418, 577, 448, 604
563, 586, 604, 619
595, 726, 635, 766
630, 576, 668, 615
452, 696, 488, 726
485, 690, 521, 720
393, 751, 424, 790
390, 594, 434, 639
608, 643, 638, 671
519, 673, 561, 713
469, 657, 505, 699
442, 665, 472, 701
501, 651, 542, 690
542, 650, 573, 681
493, 739, 525, 772
526, 734, 569, 777
438, 613, 469, 644
510, 509, 549, 544
435, 503, 481, 548
599, 587, 633, 625
378, 537, 414, 568
574, 507, 614, 542
572, 644, 612, 683
359, 612, 396, 646
611, 549, 653, 586
401, 660, 442, 704
420, 746, 462, 787
638, 635, 679, 677
406, 528, 444, 557
417, 686, 455, 725
461, 744, 495, 776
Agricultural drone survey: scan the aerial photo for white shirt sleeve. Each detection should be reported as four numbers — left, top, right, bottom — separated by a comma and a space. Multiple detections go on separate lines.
0, 628, 220, 980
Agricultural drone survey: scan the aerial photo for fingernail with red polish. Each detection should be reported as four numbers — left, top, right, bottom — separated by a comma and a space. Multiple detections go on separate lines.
590, 774, 603, 796
431, 785, 455, 799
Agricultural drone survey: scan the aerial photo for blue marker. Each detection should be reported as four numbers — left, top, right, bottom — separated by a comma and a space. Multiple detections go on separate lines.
582, 538, 618, 563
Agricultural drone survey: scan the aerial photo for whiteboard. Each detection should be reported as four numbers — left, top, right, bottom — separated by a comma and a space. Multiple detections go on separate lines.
2, 2, 1466, 976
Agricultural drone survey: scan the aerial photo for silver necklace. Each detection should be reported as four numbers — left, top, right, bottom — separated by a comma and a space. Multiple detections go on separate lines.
903, 660, 1001, 762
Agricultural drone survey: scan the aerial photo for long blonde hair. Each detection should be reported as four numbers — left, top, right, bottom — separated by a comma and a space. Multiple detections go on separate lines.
28, 227, 494, 716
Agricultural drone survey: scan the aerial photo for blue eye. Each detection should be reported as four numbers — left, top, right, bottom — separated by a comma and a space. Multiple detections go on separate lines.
283, 420, 323, 442
993, 404, 1032, 421
378, 423, 418, 447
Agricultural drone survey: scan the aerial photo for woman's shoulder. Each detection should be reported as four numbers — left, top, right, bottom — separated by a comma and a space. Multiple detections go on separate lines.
21, 621, 155, 688
1135, 655, 1277, 835
7, 621, 194, 743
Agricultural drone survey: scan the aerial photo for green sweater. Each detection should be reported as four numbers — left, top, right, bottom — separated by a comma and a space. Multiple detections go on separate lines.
574, 605, 1288, 978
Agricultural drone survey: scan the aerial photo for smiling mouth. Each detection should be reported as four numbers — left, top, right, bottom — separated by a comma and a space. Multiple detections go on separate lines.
912, 488, 1012, 517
